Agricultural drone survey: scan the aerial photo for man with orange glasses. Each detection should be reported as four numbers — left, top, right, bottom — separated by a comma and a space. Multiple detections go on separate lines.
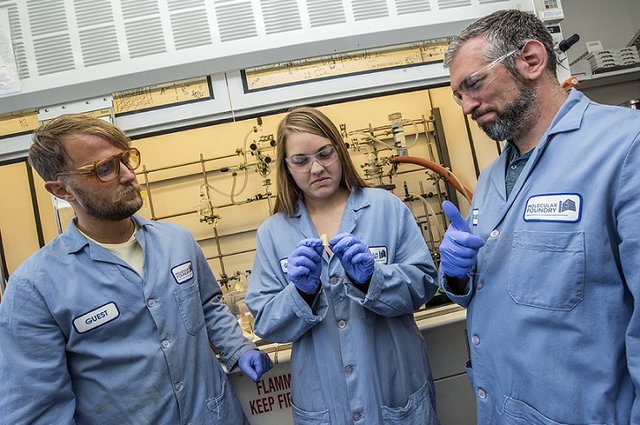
438, 9, 640, 424
0, 114, 272, 424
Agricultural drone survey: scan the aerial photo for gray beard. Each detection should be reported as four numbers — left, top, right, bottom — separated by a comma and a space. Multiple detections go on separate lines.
477, 81, 537, 142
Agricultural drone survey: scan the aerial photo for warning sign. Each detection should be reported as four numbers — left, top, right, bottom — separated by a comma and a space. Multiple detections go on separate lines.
230, 362, 294, 425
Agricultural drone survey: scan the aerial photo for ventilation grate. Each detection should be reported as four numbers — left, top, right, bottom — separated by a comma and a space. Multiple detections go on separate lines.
0, 0, 526, 114
79, 27, 121, 67
27, 0, 67, 37
124, 17, 167, 59
171, 10, 212, 50
3, 3, 29, 79
167, 0, 205, 12
260, 0, 302, 35
121, 0, 159, 20
437, 0, 472, 10
74, 0, 115, 27
33, 34, 75, 75
307, 0, 347, 27
396, 0, 431, 14
215, 1, 258, 42
13, 41, 31, 80
352, 0, 389, 21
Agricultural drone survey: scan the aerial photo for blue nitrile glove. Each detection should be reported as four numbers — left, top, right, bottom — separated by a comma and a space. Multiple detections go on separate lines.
329, 233, 375, 285
439, 201, 485, 278
286, 238, 324, 295
238, 349, 273, 382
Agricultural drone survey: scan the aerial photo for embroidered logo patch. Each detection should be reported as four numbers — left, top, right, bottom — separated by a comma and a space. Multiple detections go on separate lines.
524, 193, 582, 222
73, 302, 119, 334
171, 261, 194, 284
369, 246, 388, 264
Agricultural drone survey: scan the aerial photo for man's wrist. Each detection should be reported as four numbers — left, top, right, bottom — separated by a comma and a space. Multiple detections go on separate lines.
444, 275, 470, 295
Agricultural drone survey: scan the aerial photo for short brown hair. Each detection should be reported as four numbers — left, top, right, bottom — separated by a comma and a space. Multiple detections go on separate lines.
29, 114, 131, 181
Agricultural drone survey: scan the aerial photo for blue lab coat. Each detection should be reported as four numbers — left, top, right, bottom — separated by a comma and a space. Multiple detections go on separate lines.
0, 216, 255, 425
246, 188, 440, 425
441, 90, 640, 424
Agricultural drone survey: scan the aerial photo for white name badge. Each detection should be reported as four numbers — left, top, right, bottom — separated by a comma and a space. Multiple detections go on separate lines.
524, 193, 582, 222
73, 302, 120, 334
172, 261, 194, 284
280, 258, 288, 274
369, 246, 388, 264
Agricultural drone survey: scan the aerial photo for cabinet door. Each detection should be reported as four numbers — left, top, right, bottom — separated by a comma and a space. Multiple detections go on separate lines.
434, 373, 477, 425
0, 161, 42, 275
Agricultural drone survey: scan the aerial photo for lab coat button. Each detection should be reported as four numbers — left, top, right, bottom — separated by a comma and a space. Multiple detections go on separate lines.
344, 365, 353, 374
472, 335, 480, 346
330, 276, 339, 285
477, 388, 487, 399
337, 319, 347, 329
161, 339, 171, 349
490, 229, 500, 238
476, 281, 484, 290
147, 299, 157, 308
353, 412, 362, 421
174, 381, 183, 392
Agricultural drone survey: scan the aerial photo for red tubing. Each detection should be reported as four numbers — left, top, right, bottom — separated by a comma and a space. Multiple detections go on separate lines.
389, 156, 473, 202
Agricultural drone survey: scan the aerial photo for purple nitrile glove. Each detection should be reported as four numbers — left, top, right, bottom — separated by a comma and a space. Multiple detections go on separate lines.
439, 201, 485, 278
286, 238, 323, 295
238, 350, 273, 382
329, 233, 375, 285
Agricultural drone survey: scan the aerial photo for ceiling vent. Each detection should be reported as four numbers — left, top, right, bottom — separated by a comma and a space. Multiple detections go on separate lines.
0, 0, 526, 114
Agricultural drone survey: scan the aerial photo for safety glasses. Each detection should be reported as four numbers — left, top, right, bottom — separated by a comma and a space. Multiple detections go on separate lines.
285, 145, 338, 172
452, 47, 522, 106
55, 147, 141, 183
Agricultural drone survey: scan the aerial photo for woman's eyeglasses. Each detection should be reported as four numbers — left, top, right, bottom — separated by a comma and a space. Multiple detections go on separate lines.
285, 145, 338, 172
452, 47, 522, 106
55, 148, 141, 183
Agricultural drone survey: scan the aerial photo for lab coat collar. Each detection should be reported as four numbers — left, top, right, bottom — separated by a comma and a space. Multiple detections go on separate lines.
60, 214, 153, 258
541, 88, 588, 143
291, 188, 369, 238
347, 187, 370, 212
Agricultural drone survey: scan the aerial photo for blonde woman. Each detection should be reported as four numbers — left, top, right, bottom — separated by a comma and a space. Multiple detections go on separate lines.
246, 107, 441, 425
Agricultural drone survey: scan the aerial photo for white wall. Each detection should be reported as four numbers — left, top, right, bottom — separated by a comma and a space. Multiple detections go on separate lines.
561, 0, 639, 64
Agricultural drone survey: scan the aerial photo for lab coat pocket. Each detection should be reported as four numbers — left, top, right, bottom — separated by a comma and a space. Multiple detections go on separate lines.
502, 396, 606, 425
381, 381, 438, 425
174, 281, 206, 335
290, 402, 330, 425
507, 231, 584, 311
206, 379, 246, 425
205, 382, 228, 424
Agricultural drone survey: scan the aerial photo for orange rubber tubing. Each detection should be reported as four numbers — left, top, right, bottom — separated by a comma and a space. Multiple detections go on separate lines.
389, 156, 473, 202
